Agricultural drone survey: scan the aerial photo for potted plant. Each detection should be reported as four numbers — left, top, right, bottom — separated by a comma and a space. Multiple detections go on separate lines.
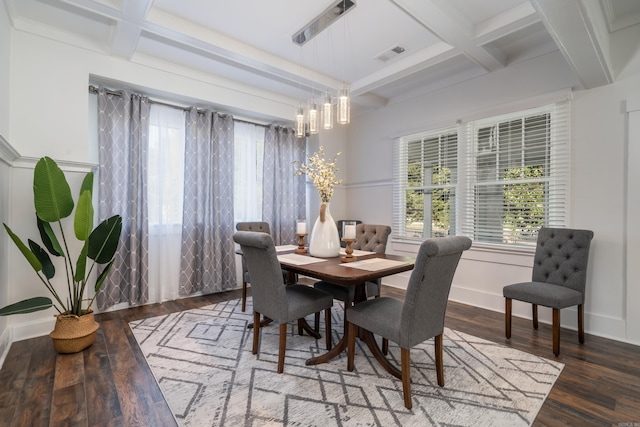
0, 157, 122, 353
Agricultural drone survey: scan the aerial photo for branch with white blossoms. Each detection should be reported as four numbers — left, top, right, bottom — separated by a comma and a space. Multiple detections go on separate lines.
293, 146, 342, 203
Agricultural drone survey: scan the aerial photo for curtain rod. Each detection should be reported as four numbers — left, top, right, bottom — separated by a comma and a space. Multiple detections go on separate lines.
88, 85, 283, 128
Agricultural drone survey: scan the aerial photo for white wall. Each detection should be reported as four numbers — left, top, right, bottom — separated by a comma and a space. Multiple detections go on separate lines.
345, 49, 640, 344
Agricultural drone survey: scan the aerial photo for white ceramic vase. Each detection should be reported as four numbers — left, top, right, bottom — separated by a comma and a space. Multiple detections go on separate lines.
309, 202, 340, 257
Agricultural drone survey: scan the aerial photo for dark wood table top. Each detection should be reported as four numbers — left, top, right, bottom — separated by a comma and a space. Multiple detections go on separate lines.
277, 251, 415, 286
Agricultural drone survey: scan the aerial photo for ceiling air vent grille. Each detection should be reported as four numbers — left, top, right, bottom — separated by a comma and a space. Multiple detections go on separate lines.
376, 46, 406, 62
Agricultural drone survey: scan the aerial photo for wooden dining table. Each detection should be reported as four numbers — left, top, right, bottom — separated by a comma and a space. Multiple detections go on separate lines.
276, 249, 415, 371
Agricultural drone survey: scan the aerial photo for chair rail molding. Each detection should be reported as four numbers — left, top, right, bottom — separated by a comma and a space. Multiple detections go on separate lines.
0, 134, 20, 166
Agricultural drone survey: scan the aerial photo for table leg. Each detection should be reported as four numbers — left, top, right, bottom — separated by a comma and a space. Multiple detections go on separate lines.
305, 282, 366, 366
298, 318, 321, 339
247, 316, 273, 329
361, 330, 401, 379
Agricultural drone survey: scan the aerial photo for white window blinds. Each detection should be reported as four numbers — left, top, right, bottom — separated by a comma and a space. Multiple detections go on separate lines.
393, 127, 458, 239
460, 101, 570, 246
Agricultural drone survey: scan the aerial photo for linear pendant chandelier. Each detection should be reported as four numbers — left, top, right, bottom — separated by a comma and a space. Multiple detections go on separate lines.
293, 0, 354, 137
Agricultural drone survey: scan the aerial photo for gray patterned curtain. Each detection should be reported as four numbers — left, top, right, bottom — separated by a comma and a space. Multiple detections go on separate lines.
262, 126, 306, 245
179, 108, 236, 296
97, 88, 150, 309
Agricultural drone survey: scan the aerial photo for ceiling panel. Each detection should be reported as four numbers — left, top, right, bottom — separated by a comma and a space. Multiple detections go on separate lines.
7, 0, 639, 119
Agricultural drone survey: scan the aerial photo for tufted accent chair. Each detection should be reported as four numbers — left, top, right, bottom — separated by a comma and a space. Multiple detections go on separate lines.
314, 224, 392, 345
503, 227, 594, 356
353, 224, 391, 254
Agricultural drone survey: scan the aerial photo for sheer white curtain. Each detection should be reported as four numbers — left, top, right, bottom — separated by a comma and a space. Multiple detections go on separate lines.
234, 121, 264, 222
148, 103, 185, 303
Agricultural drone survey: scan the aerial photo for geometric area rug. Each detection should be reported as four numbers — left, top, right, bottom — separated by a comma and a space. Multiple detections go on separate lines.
129, 298, 563, 427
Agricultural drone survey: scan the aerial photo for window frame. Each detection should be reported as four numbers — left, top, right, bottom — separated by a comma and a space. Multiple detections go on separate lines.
393, 100, 570, 249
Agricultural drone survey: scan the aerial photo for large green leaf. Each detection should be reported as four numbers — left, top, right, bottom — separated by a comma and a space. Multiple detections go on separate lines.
80, 172, 94, 198
74, 242, 88, 282
3, 224, 42, 272
88, 215, 122, 264
37, 217, 63, 257
74, 190, 93, 241
33, 157, 74, 223
0, 297, 52, 316
28, 239, 55, 280
95, 259, 115, 293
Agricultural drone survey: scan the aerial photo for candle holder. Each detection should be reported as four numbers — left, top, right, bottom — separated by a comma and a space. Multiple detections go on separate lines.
341, 238, 357, 262
295, 233, 308, 254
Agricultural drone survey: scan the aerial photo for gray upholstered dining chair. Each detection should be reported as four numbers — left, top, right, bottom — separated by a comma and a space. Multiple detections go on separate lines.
236, 222, 272, 312
314, 224, 391, 341
346, 235, 472, 409
233, 231, 333, 373
503, 227, 594, 356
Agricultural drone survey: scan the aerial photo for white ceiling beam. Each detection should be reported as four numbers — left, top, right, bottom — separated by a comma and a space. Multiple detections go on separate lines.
531, 0, 614, 88
474, 2, 540, 45
108, 0, 153, 58
391, 0, 506, 72
143, 7, 342, 96
350, 41, 458, 96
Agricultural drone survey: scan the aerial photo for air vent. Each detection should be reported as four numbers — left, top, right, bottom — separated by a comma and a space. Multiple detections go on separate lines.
375, 46, 406, 62
292, 0, 356, 46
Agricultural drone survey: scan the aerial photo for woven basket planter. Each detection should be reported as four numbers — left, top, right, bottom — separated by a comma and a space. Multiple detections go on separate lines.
49, 310, 100, 354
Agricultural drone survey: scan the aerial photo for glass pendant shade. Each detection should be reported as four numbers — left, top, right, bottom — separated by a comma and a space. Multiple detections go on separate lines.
308, 101, 319, 134
322, 94, 333, 130
337, 87, 350, 124
295, 106, 305, 137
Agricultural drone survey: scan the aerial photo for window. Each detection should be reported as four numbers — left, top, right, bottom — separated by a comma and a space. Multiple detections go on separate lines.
394, 101, 570, 247
148, 104, 186, 231
462, 103, 570, 246
233, 121, 265, 223
393, 127, 458, 239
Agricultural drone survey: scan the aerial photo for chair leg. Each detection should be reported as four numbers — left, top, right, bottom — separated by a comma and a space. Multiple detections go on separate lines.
252, 311, 260, 355
532, 304, 539, 329
277, 323, 287, 373
347, 322, 357, 372
242, 281, 248, 312
578, 304, 585, 344
552, 308, 560, 356
401, 347, 412, 409
325, 308, 332, 350
505, 298, 512, 339
382, 338, 389, 355
435, 334, 444, 387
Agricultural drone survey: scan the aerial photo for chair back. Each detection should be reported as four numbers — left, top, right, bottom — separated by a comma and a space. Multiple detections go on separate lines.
236, 222, 271, 275
353, 224, 391, 253
400, 236, 472, 347
532, 227, 594, 297
233, 231, 287, 321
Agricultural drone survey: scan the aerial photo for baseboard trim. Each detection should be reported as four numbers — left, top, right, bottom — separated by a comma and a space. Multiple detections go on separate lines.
9, 316, 56, 343
448, 284, 629, 343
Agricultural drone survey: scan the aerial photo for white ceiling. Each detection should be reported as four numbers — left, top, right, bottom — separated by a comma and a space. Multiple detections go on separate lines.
4, 0, 640, 115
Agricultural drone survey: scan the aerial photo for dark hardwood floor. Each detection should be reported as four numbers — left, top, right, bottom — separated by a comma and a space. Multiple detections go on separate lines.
1, 285, 639, 427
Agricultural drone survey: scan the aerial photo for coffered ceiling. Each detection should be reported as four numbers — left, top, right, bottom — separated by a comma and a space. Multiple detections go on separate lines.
4, 0, 640, 113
